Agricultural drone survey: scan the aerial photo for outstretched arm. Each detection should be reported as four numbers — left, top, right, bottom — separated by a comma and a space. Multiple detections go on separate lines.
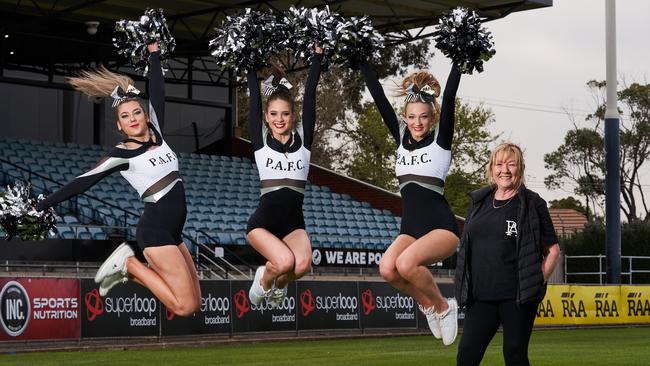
301, 49, 323, 150
247, 69, 264, 151
36, 151, 129, 211
436, 64, 461, 150
147, 42, 165, 135
359, 61, 401, 143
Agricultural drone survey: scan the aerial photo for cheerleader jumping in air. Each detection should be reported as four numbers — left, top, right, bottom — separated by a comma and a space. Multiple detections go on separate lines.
36, 42, 201, 316
245, 46, 323, 307
360, 60, 462, 344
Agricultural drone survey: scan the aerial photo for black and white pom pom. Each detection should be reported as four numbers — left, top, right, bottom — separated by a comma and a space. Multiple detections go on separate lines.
331, 15, 384, 68
433, 7, 495, 74
0, 182, 57, 241
282, 6, 339, 68
209, 8, 290, 73
113, 8, 176, 75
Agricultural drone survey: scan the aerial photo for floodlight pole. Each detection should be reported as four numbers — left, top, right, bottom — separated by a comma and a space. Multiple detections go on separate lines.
605, 0, 621, 284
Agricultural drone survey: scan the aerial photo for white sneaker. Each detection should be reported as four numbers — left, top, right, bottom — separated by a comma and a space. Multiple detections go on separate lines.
267, 284, 287, 309
95, 242, 134, 284
99, 272, 128, 296
419, 304, 441, 339
438, 298, 458, 346
248, 266, 272, 306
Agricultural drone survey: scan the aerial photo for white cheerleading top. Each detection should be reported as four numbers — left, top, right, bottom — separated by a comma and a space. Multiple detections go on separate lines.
395, 122, 451, 194
36, 51, 184, 209
254, 124, 311, 195
119, 140, 180, 202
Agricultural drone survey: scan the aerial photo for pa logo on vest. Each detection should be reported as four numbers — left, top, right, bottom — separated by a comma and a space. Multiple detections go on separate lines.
505, 220, 518, 237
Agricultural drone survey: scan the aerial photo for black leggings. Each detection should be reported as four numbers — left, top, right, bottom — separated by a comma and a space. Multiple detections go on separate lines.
457, 300, 538, 366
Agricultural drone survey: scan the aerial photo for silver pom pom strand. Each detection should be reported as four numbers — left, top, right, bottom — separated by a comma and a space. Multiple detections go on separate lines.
433, 7, 495, 74
113, 8, 176, 76
0, 181, 57, 241
209, 8, 290, 74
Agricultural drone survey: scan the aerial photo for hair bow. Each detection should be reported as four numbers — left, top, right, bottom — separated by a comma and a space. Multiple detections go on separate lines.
111, 84, 142, 108
404, 84, 437, 103
262, 75, 293, 96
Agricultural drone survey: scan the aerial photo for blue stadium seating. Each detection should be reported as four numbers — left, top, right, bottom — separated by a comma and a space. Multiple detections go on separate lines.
0, 138, 401, 250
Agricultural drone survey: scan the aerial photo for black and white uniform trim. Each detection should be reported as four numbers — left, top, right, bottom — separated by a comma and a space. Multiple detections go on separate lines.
246, 53, 322, 239
361, 61, 461, 238
37, 52, 187, 249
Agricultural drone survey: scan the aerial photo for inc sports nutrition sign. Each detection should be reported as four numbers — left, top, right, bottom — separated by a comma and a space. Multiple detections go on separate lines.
0, 278, 80, 341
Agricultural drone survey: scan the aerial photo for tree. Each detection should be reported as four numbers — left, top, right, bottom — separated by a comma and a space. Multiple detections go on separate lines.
549, 196, 590, 217
236, 40, 434, 170
345, 102, 397, 191
235, 40, 499, 217
544, 80, 650, 222
445, 100, 499, 215
344, 98, 499, 215
544, 128, 604, 218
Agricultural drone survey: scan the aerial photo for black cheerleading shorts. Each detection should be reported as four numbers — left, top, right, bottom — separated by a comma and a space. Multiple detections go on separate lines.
246, 188, 306, 239
136, 181, 187, 249
399, 183, 460, 239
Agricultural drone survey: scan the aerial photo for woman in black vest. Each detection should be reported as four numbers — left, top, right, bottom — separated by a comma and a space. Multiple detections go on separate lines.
455, 142, 560, 366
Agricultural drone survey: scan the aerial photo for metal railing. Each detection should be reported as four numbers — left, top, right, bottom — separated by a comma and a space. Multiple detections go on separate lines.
195, 229, 253, 279
1, 157, 231, 279
0, 157, 139, 232
564, 255, 650, 284
2, 260, 99, 277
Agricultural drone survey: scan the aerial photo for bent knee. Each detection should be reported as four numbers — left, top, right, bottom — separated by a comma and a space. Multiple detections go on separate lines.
293, 259, 311, 278
394, 256, 416, 277
379, 260, 400, 283
272, 256, 295, 274
171, 299, 199, 317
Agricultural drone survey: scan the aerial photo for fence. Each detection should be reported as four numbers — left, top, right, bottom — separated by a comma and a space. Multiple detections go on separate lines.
564, 255, 650, 284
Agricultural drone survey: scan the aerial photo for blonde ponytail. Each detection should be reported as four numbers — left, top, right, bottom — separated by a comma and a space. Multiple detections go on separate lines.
67, 66, 135, 103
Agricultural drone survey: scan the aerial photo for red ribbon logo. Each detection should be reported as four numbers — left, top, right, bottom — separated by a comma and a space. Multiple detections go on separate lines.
233, 289, 250, 319
166, 307, 175, 321
300, 289, 315, 317
361, 289, 375, 315
84, 289, 104, 321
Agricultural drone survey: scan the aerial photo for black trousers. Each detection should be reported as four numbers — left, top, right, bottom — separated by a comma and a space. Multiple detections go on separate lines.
456, 299, 538, 366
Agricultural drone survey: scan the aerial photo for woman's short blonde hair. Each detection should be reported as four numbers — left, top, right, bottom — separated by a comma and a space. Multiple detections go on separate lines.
486, 142, 526, 189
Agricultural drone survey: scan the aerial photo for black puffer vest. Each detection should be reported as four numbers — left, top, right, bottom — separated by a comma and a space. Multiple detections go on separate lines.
455, 185, 547, 308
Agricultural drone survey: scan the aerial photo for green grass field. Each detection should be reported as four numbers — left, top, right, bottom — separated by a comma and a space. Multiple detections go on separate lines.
1, 327, 649, 366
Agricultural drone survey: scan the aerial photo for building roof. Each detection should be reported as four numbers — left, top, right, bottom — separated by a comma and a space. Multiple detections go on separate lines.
0, 1, 552, 72
549, 208, 588, 237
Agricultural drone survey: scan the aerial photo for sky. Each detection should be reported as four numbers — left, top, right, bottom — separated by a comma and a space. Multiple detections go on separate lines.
380, 0, 650, 205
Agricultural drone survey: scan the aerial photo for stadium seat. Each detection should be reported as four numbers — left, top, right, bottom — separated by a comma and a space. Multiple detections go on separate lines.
0, 138, 408, 252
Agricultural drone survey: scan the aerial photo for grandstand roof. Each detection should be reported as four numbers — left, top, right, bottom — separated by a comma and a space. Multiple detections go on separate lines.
0, 1, 551, 81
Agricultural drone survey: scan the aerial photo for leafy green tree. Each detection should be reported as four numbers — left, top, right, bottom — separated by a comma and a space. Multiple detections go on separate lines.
549, 196, 590, 217
445, 100, 499, 215
344, 99, 498, 216
544, 80, 650, 222
236, 40, 433, 169
345, 102, 397, 191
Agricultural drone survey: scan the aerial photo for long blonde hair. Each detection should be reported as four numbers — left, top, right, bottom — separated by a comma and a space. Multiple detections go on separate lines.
67, 66, 135, 104
395, 71, 442, 121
